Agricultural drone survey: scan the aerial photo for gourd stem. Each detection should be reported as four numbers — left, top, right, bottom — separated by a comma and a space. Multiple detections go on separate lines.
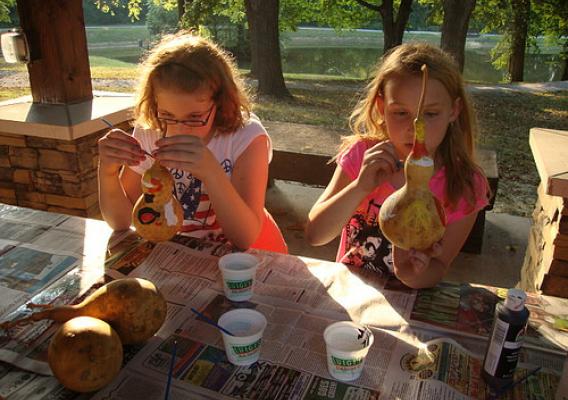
417, 64, 428, 119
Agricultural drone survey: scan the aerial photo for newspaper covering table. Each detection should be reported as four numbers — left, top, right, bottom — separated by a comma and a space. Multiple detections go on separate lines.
0, 204, 566, 399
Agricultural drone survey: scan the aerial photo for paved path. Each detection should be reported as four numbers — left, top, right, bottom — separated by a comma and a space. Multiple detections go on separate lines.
1, 71, 566, 94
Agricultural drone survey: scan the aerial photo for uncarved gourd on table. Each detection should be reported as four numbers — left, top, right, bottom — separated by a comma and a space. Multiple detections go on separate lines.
48, 316, 123, 393
0, 278, 167, 345
379, 65, 446, 250
132, 160, 183, 242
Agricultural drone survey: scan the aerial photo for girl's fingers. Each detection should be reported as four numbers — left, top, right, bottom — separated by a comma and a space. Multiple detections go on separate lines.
409, 249, 429, 264
155, 134, 201, 148
103, 141, 145, 160
154, 147, 201, 163
368, 157, 395, 175
430, 242, 443, 258
366, 151, 398, 173
101, 131, 146, 157
408, 251, 429, 274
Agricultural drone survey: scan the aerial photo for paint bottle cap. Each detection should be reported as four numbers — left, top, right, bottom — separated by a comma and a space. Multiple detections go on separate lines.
504, 288, 526, 311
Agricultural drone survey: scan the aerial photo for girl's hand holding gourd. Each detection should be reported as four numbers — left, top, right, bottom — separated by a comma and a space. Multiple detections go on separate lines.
355, 141, 401, 194
98, 129, 147, 175
153, 135, 219, 181
393, 242, 443, 282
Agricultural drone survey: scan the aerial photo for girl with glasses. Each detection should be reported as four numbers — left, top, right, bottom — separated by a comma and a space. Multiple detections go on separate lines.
98, 32, 287, 253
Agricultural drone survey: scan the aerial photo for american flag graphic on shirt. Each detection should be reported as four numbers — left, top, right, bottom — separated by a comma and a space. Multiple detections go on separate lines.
170, 168, 221, 237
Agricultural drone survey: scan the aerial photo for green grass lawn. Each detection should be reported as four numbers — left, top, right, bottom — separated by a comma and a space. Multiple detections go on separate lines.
85, 25, 150, 44
251, 82, 567, 218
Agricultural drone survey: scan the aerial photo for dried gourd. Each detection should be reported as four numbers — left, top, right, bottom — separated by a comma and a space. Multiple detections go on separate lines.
1, 278, 167, 345
48, 316, 123, 392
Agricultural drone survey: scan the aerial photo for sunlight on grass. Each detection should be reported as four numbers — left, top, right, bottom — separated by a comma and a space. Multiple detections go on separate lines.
90, 67, 139, 80
253, 87, 359, 130
471, 90, 568, 216
89, 56, 137, 68
0, 88, 29, 101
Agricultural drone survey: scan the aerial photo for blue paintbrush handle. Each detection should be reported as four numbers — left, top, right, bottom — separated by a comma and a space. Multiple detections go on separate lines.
190, 307, 234, 336
164, 339, 177, 400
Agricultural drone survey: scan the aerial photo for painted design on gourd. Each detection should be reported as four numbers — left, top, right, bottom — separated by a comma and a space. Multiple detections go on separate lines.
132, 160, 183, 242
378, 65, 447, 251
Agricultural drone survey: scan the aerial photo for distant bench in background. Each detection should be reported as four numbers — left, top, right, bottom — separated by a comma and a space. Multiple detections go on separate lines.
265, 121, 498, 254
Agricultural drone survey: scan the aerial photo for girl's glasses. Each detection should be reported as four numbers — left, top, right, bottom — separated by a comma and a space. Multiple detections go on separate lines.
157, 105, 215, 128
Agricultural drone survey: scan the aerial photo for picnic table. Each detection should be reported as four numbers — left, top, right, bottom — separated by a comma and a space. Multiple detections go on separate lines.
0, 203, 566, 399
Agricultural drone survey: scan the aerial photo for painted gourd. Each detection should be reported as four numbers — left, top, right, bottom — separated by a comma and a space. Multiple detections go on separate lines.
379, 65, 446, 250
132, 160, 183, 242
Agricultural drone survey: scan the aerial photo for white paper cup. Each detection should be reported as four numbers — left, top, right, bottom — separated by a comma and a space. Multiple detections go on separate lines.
218, 253, 259, 301
218, 308, 267, 366
323, 321, 374, 381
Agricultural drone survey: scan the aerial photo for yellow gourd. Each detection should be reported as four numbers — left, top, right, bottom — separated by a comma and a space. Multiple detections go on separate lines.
48, 316, 123, 393
0, 278, 167, 345
379, 65, 446, 250
132, 160, 183, 242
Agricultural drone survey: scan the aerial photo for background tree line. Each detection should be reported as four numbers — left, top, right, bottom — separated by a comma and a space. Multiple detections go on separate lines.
0, 0, 566, 98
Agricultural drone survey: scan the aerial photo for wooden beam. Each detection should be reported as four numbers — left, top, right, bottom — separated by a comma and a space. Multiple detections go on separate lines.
17, 0, 93, 104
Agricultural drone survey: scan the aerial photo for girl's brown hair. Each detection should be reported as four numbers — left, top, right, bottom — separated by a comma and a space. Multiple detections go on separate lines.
346, 42, 487, 208
134, 32, 251, 134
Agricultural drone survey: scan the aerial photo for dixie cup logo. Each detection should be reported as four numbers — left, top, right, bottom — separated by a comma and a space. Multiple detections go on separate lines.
331, 355, 363, 370
232, 339, 261, 357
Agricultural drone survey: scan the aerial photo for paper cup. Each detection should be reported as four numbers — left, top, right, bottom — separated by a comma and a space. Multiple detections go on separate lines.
323, 321, 374, 381
218, 253, 259, 301
218, 308, 267, 366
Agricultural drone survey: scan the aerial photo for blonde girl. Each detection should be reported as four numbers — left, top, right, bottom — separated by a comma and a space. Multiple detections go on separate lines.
306, 43, 489, 288
98, 32, 287, 253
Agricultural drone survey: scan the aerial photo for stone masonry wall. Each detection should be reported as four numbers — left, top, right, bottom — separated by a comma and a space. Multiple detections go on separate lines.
521, 182, 568, 297
0, 121, 132, 218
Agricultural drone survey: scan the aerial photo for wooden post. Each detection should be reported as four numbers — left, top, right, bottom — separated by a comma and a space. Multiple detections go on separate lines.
16, 0, 93, 104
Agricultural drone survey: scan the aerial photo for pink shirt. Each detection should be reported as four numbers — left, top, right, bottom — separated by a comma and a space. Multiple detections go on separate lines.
336, 140, 489, 275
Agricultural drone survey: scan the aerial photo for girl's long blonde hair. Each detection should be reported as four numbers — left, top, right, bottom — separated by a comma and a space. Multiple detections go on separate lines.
134, 31, 251, 134
347, 42, 486, 208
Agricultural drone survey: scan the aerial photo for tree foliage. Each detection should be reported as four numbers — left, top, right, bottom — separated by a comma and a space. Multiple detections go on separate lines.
473, 0, 567, 81
146, 0, 178, 35
0, 0, 15, 24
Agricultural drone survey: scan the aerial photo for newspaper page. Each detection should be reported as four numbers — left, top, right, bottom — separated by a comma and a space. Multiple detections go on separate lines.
94, 288, 384, 400
381, 333, 561, 400
258, 253, 415, 330
0, 243, 81, 320
124, 241, 415, 330
407, 281, 568, 354
0, 227, 161, 376
0, 204, 69, 226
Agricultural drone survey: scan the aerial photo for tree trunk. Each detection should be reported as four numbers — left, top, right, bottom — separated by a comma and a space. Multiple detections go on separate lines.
178, 0, 185, 21
509, 0, 530, 82
440, 0, 476, 72
355, 0, 413, 53
562, 43, 568, 81
244, 0, 290, 97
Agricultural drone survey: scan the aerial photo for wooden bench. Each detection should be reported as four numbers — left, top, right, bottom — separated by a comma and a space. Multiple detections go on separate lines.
265, 121, 498, 254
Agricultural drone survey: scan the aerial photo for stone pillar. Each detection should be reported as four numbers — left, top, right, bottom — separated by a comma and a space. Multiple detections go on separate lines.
521, 128, 568, 297
0, 94, 133, 218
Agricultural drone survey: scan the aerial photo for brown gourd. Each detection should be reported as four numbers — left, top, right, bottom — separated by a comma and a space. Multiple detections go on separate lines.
48, 316, 123, 393
378, 65, 446, 250
0, 278, 167, 345
132, 160, 183, 242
